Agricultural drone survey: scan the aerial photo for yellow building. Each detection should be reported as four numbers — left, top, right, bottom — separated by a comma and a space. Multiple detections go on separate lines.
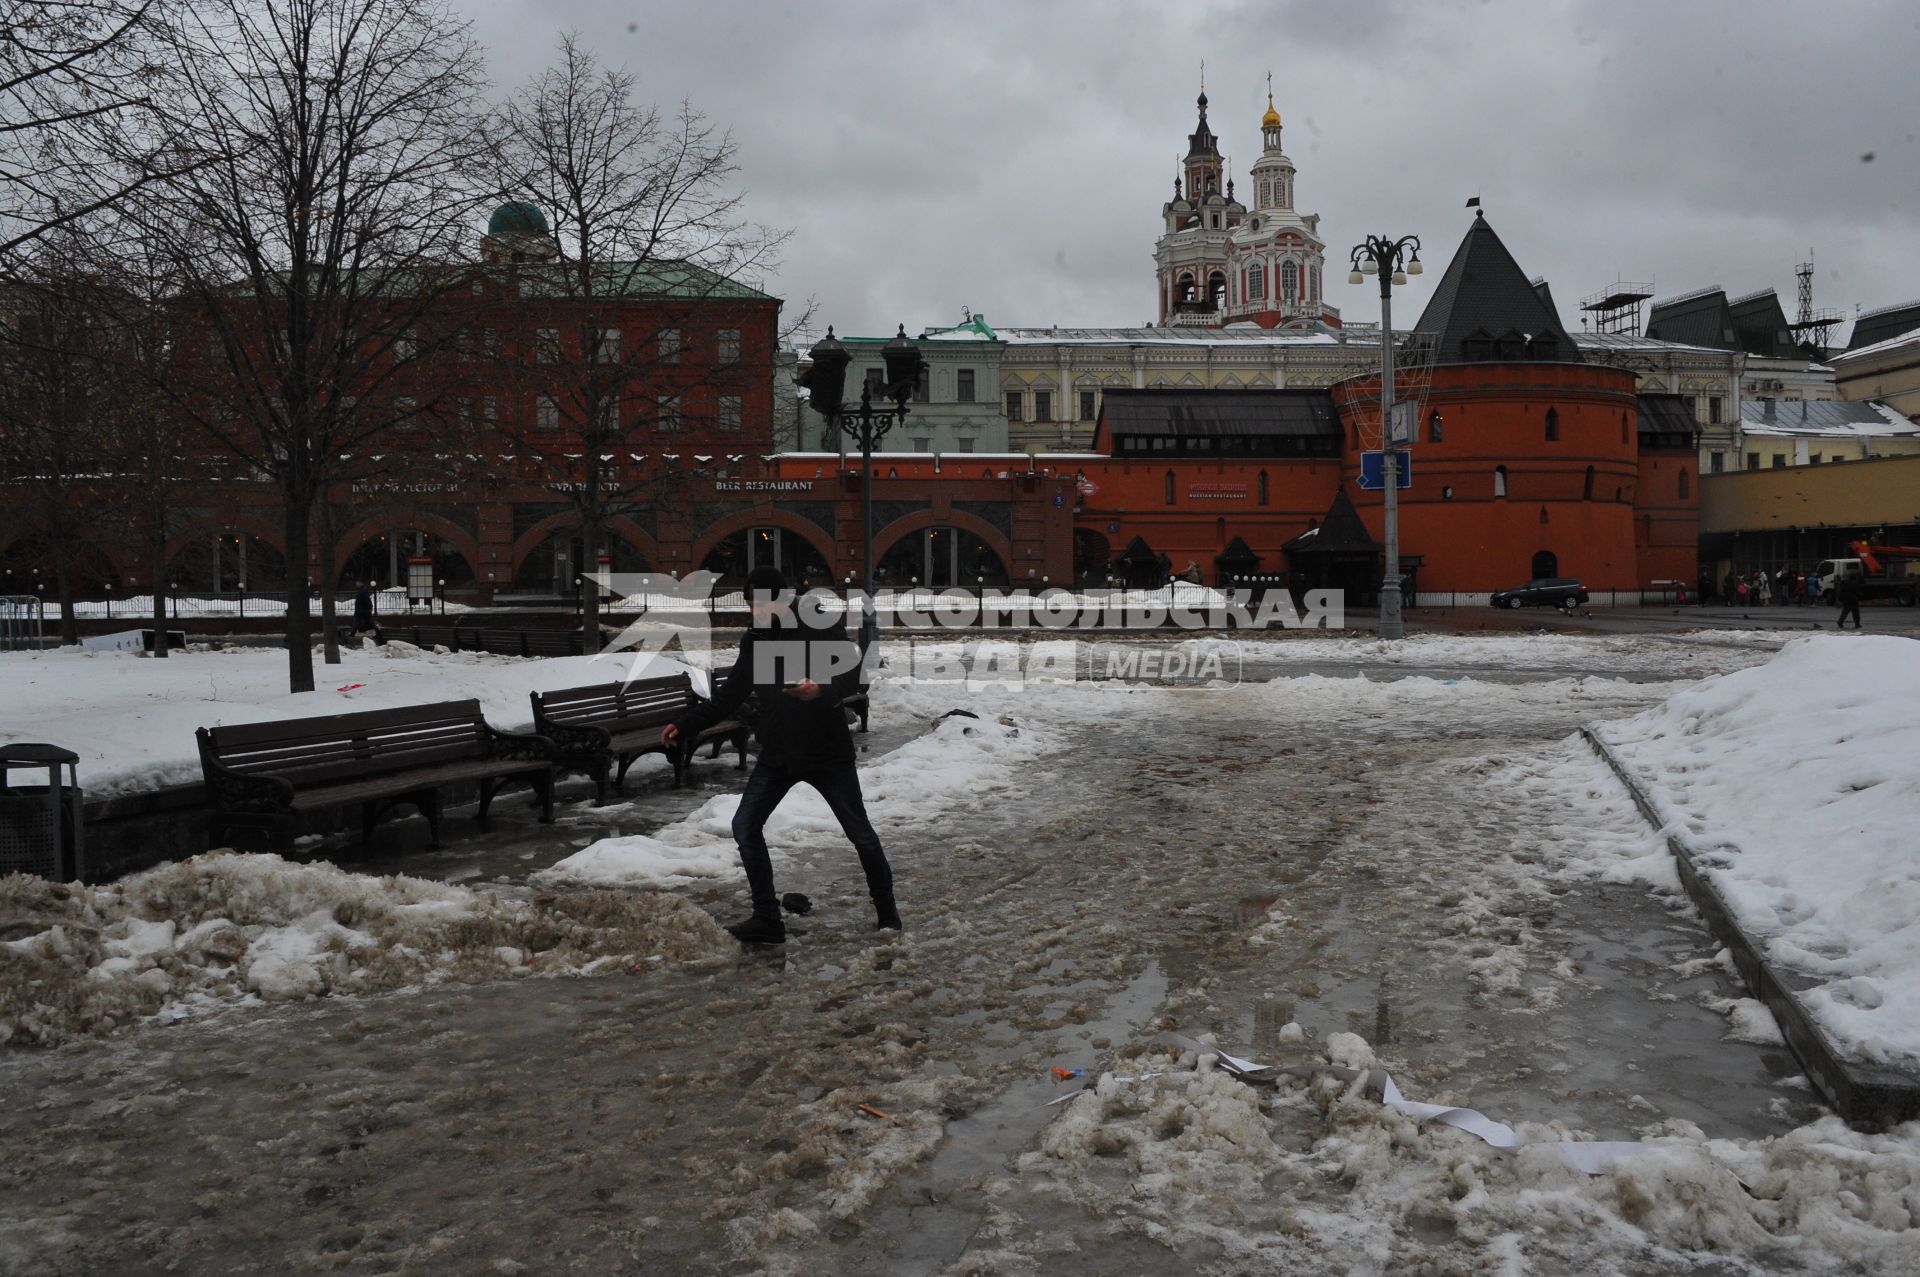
1699, 453, 1920, 588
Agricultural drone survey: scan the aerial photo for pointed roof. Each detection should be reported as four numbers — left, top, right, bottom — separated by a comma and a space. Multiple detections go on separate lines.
1215, 536, 1261, 564
1186, 91, 1220, 161
1413, 213, 1582, 365
1284, 488, 1378, 555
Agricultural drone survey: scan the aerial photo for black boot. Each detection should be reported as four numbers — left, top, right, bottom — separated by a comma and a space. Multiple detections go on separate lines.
874, 897, 902, 932
727, 913, 787, 945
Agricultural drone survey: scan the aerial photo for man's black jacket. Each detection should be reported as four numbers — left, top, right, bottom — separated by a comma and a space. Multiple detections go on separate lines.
674, 606, 866, 774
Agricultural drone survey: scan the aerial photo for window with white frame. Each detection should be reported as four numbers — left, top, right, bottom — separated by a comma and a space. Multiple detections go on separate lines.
718, 395, 742, 431
657, 395, 680, 430
536, 394, 559, 431
717, 328, 741, 362
1005, 390, 1023, 422
535, 328, 559, 362
1281, 260, 1298, 302
596, 328, 619, 362
1246, 263, 1265, 300
659, 328, 681, 363
596, 396, 619, 430
957, 437, 975, 452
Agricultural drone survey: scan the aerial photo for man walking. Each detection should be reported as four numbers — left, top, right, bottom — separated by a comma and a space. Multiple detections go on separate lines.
662, 566, 897, 944
1836, 568, 1864, 630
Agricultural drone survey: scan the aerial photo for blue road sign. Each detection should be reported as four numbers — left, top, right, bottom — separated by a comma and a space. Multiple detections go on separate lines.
1358, 449, 1412, 490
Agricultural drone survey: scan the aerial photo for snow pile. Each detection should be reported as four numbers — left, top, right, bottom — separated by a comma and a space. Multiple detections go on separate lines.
1595, 634, 1920, 1064
536, 711, 1047, 887
1018, 1029, 1920, 1273
0, 643, 698, 797
0, 853, 730, 1045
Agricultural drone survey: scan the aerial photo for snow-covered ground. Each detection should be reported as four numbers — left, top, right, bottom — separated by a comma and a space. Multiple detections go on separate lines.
1595, 634, 1920, 1065
537, 710, 1048, 889
4, 631, 1918, 1275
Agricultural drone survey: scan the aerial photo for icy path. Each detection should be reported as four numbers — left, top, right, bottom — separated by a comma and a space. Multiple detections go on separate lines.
1, 656, 1910, 1274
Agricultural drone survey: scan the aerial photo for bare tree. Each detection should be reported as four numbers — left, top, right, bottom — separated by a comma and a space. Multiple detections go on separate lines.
91, 0, 488, 692
0, 0, 169, 268
486, 34, 798, 651
0, 241, 122, 644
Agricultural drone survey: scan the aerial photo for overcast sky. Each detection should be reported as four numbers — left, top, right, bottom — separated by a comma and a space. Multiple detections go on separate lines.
465, 0, 1920, 342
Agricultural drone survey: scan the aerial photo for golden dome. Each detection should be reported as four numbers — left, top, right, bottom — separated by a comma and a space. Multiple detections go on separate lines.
1262, 94, 1281, 128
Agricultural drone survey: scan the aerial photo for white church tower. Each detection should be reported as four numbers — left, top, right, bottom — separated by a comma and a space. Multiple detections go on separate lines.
1154, 76, 1341, 330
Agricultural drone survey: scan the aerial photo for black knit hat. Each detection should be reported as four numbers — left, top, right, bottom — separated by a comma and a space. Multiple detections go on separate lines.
746, 565, 788, 593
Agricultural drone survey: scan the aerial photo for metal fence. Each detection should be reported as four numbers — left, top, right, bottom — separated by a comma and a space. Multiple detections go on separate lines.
59, 589, 452, 621
1, 596, 45, 650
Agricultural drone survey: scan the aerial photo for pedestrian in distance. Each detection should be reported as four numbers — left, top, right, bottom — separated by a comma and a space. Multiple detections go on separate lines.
1755, 570, 1771, 606
1735, 578, 1749, 606
1805, 572, 1819, 606
661, 565, 897, 945
1836, 569, 1864, 630
352, 580, 379, 639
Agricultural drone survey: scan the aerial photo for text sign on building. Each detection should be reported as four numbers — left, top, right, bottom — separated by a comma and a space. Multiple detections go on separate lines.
1187, 483, 1248, 500
715, 479, 815, 492
1357, 450, 1412, 490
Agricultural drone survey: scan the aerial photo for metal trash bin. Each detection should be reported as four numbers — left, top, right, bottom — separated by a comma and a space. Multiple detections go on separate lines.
0, 744, 85, 881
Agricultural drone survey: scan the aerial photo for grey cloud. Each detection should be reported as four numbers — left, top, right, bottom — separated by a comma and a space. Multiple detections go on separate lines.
465, 0, 1920, 336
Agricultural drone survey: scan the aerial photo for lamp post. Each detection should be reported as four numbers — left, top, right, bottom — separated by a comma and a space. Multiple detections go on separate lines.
1348, 233, 1423, 639
797, 325, 926, 653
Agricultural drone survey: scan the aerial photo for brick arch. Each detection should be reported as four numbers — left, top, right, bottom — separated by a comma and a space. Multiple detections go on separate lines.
687, 508, 835, 573
329, 510, 483, 583
871, 508, 1014, 577
161, 511, 287, 567
508, 510, 662, 582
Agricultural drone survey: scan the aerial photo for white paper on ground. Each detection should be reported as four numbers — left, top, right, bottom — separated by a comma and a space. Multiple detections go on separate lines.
1148, 1033, 1656, 1175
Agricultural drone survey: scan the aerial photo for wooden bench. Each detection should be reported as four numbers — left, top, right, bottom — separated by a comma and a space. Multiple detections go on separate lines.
530, 673, 747, 805
197, 699, 557, 851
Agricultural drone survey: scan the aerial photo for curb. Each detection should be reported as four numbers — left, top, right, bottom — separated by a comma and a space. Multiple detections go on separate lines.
1580, 727, 1920, 1130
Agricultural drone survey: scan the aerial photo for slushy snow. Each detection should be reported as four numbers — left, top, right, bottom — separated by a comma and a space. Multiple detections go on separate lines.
0, 853, 730, 1045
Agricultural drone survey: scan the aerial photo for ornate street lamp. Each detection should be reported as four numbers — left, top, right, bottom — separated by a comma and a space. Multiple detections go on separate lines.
798, 324, 927, 652
1349, 234, 1422, 640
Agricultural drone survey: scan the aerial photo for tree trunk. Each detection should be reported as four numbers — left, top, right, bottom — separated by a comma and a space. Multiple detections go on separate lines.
579, 497, 603, 655
283, 496, 316, 693
318, 495, 341, 664
150, 523, 169, 660
54, 552, 78, 647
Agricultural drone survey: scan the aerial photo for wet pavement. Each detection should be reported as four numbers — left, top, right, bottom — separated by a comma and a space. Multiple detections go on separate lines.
0, 642, 1832, 1275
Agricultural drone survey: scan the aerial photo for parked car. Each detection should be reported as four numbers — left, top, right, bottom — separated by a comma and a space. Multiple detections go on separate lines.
1489, 578, 1589, 610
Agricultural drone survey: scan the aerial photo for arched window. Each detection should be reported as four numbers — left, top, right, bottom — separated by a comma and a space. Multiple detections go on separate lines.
1165, 470, 1176, 505
1678, 468, 1691, 498
1583, 465, 1595, 500
1494, 465, 1508, 498
1259, 179, 1271, 205
1208, 271, 1226, 310
1545, 408, 1559, 441
1257, 469, 1269, 506
1281, 260, 1298, 302
1177, 273, 1195, 303
1246, 264, 1265, 300
1621, 413, 1629, 445
1428, 411, 1444, 443
1309, 265, 1319, 301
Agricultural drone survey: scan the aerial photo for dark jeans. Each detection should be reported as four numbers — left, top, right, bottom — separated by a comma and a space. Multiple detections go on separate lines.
730, 758, 893, 918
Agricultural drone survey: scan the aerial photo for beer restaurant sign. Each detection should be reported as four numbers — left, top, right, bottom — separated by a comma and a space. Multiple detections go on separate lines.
715, 479, 815, 492
1188, 483, 1247, 500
